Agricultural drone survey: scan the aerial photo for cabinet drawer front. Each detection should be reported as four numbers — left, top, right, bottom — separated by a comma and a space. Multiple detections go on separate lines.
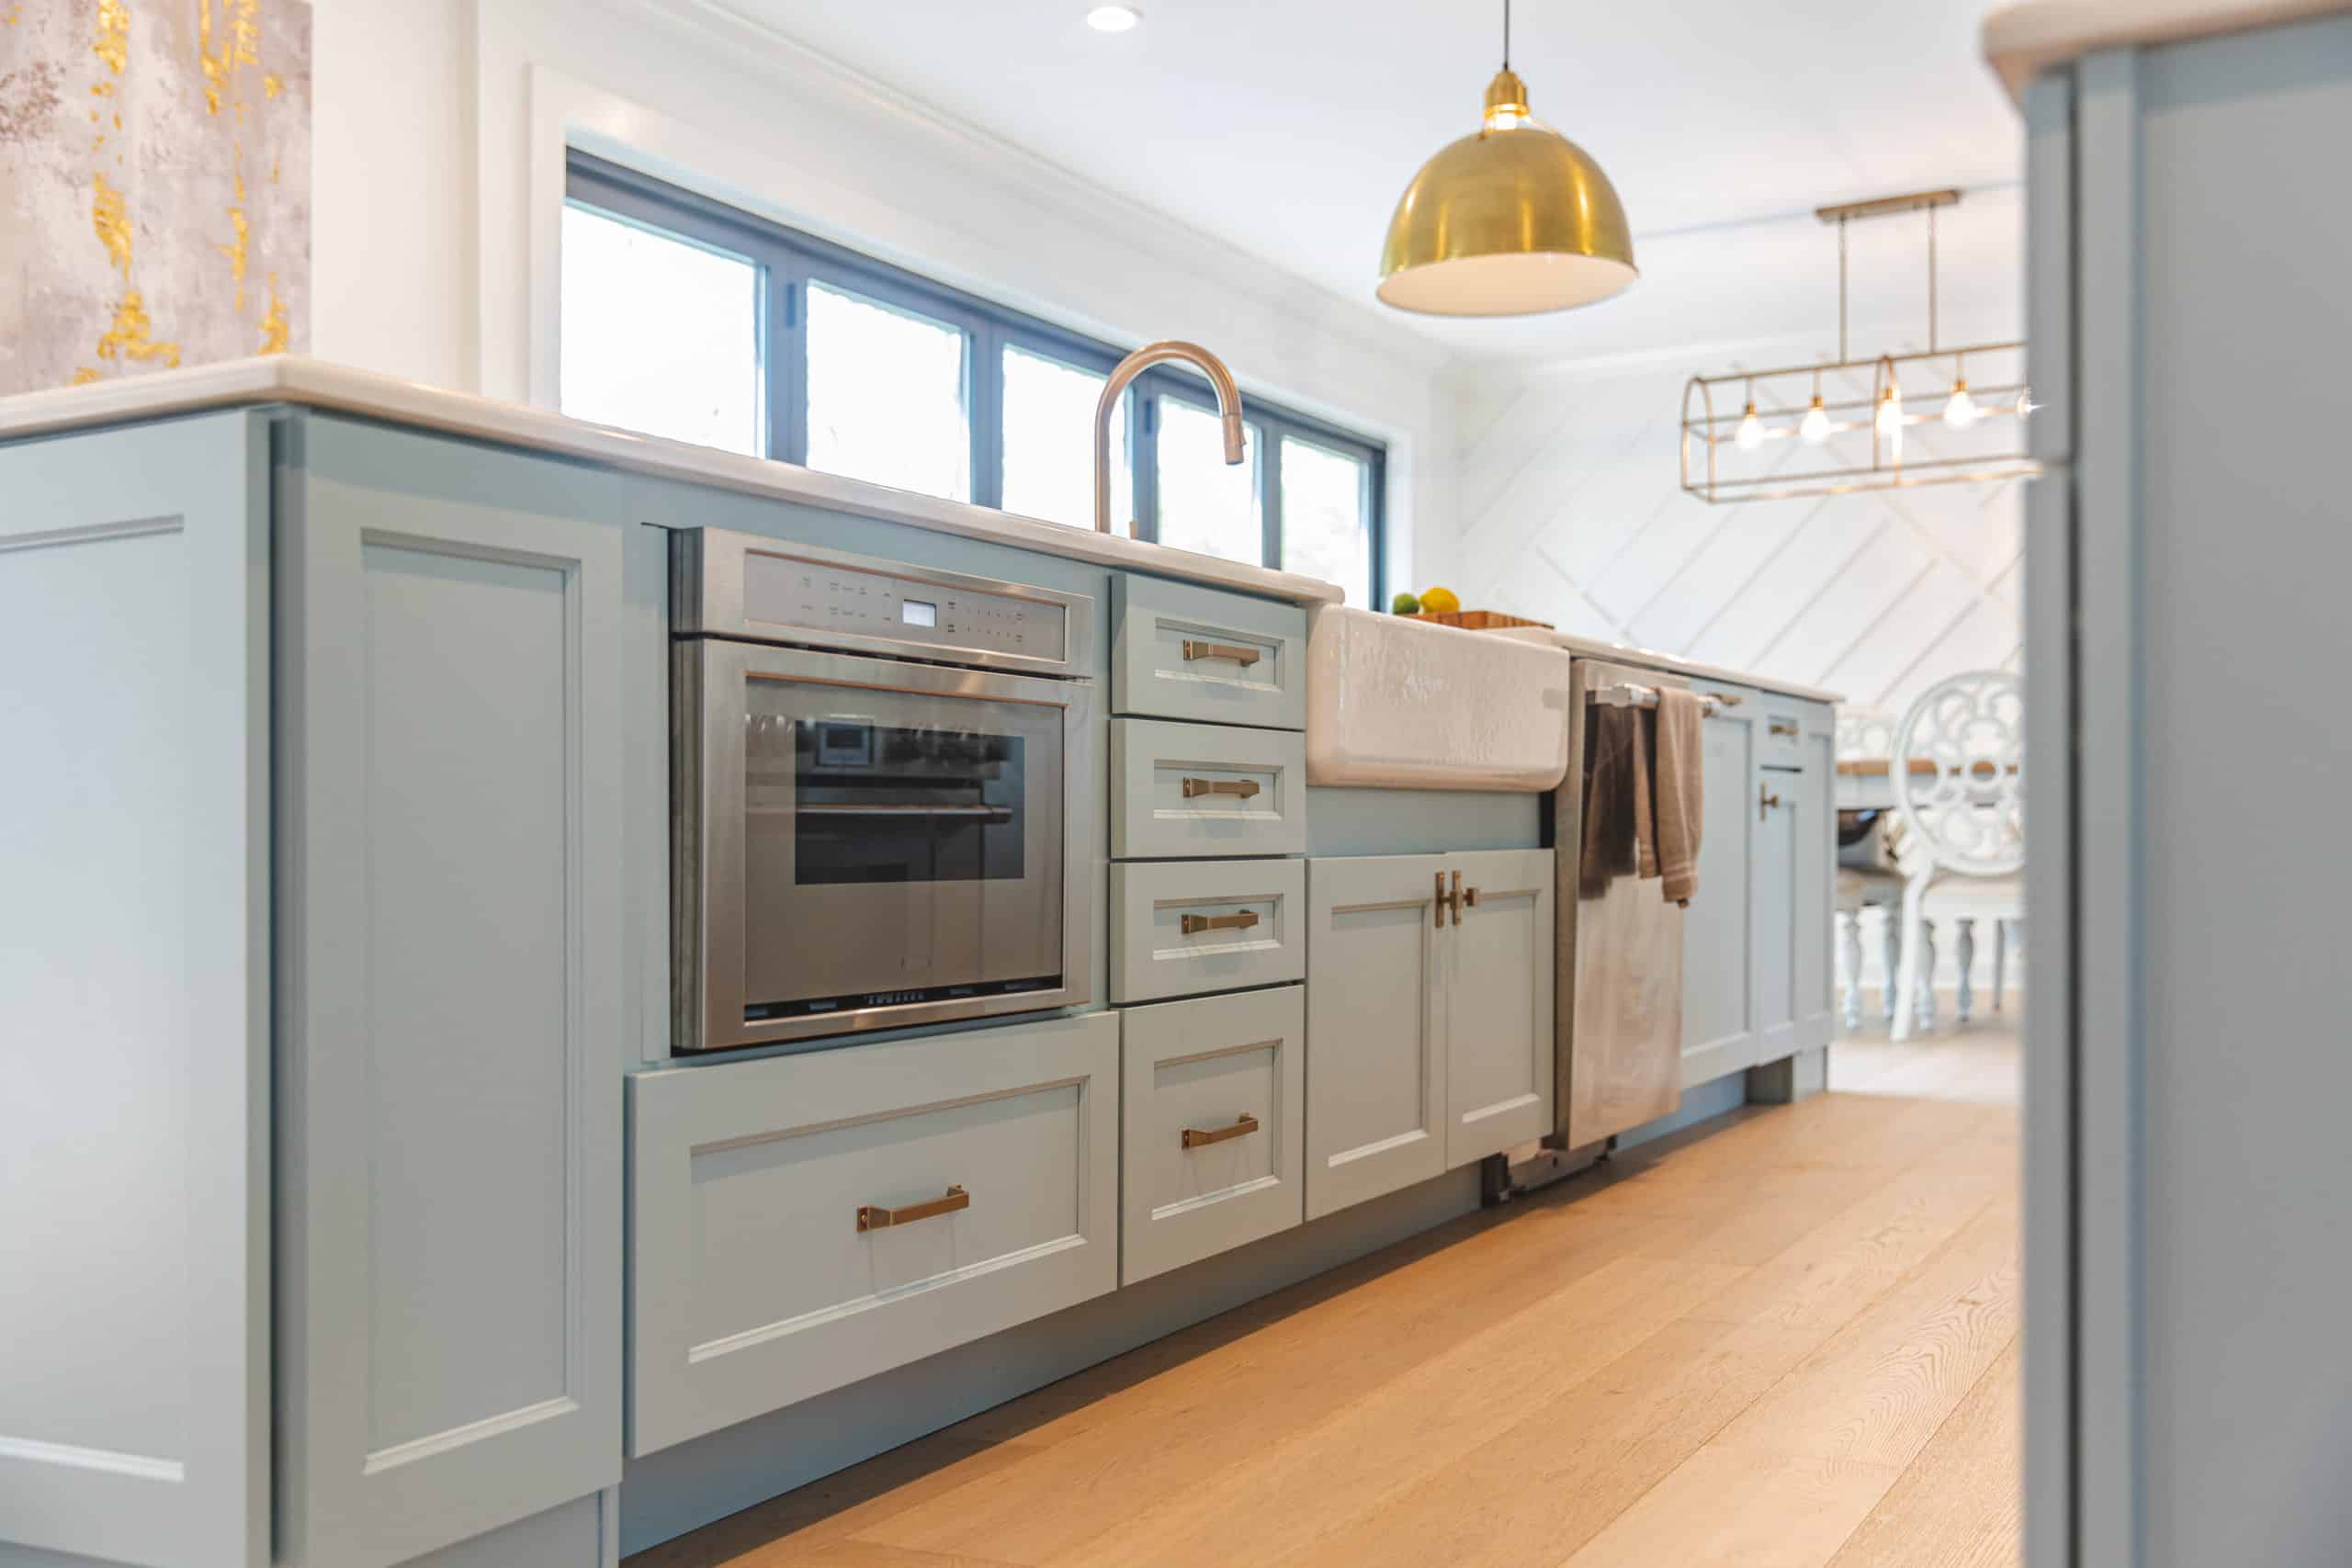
1113, 575, 1306, 728
1754, 701, 1812, 764
1111, 859, 1308, 1003
1112, 718, 1308, 859
628, 1013, 1119, 1457
1120, 987, 1306, 1283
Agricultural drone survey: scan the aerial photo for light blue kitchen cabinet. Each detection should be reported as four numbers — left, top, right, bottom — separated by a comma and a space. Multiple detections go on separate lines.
1747, 704, 1837, 1066
1748, 752, 1800, 1061
1304, 853, 1451, 1218
1443, 847, 1555, 1167
1, 412, 628, 1568
628, 1012, 1121, 1456
1304, 848, 1556, 1217
1679, 687, 1758, 1086
1677, 687, 1834, 1090
0, 413, 271, 1568
1110, 572, 1308, 728
2009, 18, 2352, 1566
1791, 711, 1836, 1051
272, 418, 628, 1567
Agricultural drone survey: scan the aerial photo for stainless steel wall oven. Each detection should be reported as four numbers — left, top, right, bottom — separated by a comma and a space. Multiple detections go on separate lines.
673, 528, 1096, 1053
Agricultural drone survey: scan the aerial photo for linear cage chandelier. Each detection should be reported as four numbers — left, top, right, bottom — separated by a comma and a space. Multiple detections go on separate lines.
1680, 188, 2039, 504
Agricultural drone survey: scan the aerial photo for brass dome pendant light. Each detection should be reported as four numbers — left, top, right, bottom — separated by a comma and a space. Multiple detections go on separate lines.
1377, 0, 1637, 316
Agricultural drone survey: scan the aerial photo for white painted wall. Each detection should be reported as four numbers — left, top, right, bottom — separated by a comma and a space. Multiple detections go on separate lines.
309, 0, 1455, 596
1444, 192, 2027, 726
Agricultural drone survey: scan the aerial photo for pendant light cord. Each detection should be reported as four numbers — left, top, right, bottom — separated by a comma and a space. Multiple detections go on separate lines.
1502, 0, 1510, 68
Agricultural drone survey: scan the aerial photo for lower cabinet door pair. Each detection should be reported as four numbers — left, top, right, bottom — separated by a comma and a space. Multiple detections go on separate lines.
1303, 851, 1555, 1220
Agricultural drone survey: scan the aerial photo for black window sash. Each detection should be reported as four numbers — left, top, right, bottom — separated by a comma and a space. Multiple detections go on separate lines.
564, 150, 1385, 606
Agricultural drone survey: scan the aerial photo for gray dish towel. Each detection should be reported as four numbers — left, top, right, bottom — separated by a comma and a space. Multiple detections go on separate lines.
1578, 705, 1641, 899
1641, 688, 1704, 907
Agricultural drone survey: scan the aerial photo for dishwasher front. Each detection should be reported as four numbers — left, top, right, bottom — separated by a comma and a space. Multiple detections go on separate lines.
1555, 657, 1690, 1148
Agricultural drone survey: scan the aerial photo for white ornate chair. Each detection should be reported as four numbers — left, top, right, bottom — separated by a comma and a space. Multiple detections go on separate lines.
1888, 671, 2025, 1042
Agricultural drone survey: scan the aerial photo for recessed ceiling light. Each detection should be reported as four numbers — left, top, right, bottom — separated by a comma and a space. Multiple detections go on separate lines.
1086, 5, 1142, 32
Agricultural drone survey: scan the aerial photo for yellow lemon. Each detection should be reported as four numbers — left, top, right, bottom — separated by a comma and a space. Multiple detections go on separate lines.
1419, 585, 1461, 615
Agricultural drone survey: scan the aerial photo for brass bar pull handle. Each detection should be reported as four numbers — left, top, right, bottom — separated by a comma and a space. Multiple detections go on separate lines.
1182, 638, 1262, 668
1705, 692, 1745, 707
1450, 869, 1464, 927
1182, 777, 1262, 800
1434, 870, 1450, 930
1181, 1112, 1260, 1150
857, 1184, 968, 1233
1758, 784, 1782, 820
1180, 910, 1261, 936
1769, 718, 1800, 737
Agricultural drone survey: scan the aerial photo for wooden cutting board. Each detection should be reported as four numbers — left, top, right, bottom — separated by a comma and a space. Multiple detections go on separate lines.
1395, 609, 1555, 630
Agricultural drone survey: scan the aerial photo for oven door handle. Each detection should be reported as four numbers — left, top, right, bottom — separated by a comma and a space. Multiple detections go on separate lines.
796, 803, 1015, 821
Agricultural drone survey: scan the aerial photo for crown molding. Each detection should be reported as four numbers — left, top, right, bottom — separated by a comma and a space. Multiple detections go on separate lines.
613, 0, 1451, 376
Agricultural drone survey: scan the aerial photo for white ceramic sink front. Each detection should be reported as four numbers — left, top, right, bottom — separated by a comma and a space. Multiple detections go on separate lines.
1304, 605, 1574, 791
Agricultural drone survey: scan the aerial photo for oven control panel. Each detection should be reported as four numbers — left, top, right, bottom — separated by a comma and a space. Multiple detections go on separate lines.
739, 548, 1069, 664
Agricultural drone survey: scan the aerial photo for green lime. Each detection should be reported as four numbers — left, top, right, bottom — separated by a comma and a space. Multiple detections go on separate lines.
1391, 592, 1421, 615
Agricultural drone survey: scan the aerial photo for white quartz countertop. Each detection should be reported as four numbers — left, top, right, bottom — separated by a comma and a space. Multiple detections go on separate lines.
1483, 626, 1843, 705
1, 355, 1838, 715
0, 355, 1344, 606
1984, 0, 2352, 98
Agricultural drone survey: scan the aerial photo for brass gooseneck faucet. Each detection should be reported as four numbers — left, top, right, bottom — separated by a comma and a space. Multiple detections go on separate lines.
1092, 341, 1246, 536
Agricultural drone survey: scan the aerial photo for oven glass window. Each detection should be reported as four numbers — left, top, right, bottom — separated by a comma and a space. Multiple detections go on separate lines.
734, 672, 1066, 1029
744, 715, 1028, 886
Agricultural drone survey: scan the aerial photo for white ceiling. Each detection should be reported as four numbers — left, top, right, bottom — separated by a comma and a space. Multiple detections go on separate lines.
725, 0, 2027, 365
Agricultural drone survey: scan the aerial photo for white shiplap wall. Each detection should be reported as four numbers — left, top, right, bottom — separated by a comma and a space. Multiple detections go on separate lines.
1443, 332, 2030, 998
1448, 348, 2024, 723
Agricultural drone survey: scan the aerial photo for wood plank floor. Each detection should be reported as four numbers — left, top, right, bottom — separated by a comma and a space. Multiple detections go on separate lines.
629, 1022, 2022, 1568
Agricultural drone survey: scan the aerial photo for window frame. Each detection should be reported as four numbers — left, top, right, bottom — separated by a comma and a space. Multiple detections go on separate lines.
566, 152, 1386, 606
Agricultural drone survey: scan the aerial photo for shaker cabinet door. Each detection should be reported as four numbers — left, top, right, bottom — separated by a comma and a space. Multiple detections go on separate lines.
1680, 696, 1758, 1087
1305, 854, 1449, 1218
1443, 849, 1555, 1167
1749, 760, 1802, 1060
275, 418, 626, 1568
1792, 710, 1838, 1049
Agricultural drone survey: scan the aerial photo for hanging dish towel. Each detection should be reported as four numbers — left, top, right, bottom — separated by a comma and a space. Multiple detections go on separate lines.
1637, 688, 1705, 906
1577, 703, 1642, 899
